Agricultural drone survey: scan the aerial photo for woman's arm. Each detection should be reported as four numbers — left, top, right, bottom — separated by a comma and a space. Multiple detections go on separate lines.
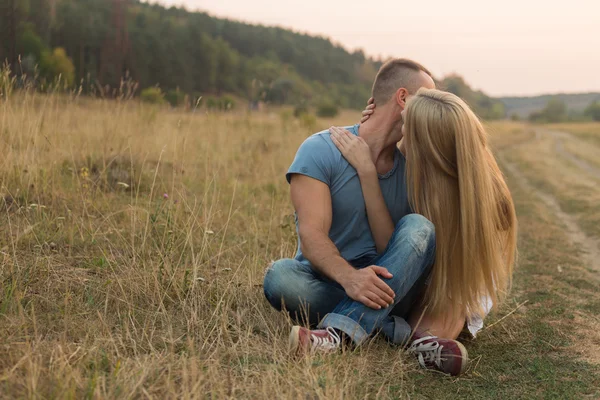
355, 166, 395, 253
330, 126, 394, 253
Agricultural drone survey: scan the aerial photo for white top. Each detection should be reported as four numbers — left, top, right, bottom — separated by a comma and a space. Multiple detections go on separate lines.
466, 296, 494, 337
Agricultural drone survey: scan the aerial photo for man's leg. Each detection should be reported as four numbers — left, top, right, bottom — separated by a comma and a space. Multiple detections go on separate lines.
263, 258, 345, 326
318, 214, 435, 345
288, 214, 469, 376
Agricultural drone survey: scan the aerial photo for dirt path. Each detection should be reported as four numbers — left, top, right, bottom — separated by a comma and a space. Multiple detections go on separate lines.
499, 128, 600, 274
536, 128, 600, 180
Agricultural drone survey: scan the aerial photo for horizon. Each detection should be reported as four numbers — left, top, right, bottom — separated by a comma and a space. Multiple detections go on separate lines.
143, 0, 600, 98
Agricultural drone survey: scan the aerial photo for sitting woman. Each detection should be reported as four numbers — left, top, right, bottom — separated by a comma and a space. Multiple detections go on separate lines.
329, 88, 517, 373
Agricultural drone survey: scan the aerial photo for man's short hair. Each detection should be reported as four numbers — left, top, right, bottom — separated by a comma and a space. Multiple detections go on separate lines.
371, 59, 433, 104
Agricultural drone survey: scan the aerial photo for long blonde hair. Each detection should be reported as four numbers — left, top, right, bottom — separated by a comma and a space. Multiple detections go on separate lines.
404, 88, 517, 320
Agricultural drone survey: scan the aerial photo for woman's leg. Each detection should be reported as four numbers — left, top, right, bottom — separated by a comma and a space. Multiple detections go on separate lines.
405, 305, 470, 376
408, 304, 466, 340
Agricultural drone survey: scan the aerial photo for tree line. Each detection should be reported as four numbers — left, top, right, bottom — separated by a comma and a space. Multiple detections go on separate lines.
1, 0, 505, 118
527, 98, 600, 123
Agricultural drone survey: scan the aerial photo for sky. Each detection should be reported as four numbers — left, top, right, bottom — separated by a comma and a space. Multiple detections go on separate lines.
146, 0, 600, 97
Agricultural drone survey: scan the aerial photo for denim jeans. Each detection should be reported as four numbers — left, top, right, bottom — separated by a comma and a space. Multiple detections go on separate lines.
263, 214, 436, 346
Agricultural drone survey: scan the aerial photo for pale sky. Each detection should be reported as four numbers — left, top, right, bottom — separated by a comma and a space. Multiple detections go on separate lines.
147, 0, 600, 96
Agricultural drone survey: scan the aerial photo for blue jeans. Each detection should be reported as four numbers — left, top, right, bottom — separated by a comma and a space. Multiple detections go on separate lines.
263, 214, 435, 345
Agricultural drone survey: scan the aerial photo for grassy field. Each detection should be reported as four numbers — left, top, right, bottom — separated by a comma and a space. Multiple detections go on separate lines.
1, 93, 599, 399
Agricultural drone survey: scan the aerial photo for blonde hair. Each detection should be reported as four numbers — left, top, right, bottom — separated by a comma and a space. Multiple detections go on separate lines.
404, 88, 517, 321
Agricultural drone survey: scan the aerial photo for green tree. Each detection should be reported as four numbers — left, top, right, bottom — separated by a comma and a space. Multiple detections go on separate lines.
28, 0, 52, 43
165, 88, 186, 107
16, 25, 46, 76
54, 0, 111, 84
214, 38, 240, 94
584, 101, 600, 121
17, 26, 45, 60
0, 0, 30, 71
140, 87, 165, 104
40, 47, 76, 87
441, 74, 505, 119
529, 98, 567, 123
545, 98, 567, 121
317, 102, 339, 118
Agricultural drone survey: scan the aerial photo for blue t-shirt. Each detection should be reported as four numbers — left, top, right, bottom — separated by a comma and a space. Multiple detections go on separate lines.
286, 124, 411, 267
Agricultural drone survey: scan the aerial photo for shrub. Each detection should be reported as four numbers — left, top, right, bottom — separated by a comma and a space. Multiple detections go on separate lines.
294, 104, 309, 118
205, 95, 236, 111
220, 95, 236, 110
140, 87, 165, 104
205, 96, 219, 110
165, 89, 186, 107
584, 101, 600, 122
317, 103, 339, 118
299, 113, 317, 131
40, 47, 75, 87
529, 98, 567, 123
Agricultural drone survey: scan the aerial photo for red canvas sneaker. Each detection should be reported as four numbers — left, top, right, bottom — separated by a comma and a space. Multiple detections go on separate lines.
289, 326, 342, 355
408, 336, 469, 376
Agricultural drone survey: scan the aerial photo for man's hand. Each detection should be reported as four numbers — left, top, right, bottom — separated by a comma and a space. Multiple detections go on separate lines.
360, 97, 376, 124
340, 266, 395, 309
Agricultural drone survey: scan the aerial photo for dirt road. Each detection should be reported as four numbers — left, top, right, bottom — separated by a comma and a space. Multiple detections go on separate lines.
499, 127, 600, 273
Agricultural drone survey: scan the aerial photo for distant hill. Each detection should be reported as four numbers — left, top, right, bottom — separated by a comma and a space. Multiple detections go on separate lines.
499, 93, 600, 119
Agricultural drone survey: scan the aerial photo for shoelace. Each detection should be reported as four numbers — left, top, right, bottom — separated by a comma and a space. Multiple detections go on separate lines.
408, 336, 443, 368
310, 327, 341, 352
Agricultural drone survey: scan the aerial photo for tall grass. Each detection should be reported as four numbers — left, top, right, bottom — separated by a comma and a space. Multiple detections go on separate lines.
0, 85, 425, 398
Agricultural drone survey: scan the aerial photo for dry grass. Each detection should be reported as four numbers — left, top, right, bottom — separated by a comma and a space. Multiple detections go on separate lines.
0, 93, 599, 398
545, 122, 600, 146
497, 122, 600, 239
0, 93, 419, 398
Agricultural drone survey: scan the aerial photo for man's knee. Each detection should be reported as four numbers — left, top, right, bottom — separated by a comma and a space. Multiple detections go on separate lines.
263, 259, 340, 325
396, 214, 436, 256
263, 258, 301, 310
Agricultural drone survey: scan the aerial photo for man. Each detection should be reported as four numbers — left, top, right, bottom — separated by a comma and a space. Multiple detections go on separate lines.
263, 59, 468, 376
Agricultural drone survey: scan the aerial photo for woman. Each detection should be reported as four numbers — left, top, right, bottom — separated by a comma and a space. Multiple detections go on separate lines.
330, 88, 517, 346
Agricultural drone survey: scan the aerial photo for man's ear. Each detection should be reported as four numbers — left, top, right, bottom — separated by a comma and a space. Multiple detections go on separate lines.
395, 88, 409, 110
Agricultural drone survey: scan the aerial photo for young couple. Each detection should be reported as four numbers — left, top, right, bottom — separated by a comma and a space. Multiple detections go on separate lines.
263, 59, 517, 376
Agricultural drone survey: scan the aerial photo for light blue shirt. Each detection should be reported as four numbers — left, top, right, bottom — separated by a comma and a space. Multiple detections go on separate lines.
287, 124, 411, 267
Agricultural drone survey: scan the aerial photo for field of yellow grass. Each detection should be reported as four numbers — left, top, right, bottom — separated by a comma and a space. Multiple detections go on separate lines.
1, 92, 599, 398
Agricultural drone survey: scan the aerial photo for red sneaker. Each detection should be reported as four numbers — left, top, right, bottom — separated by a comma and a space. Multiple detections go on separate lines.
408, 336, 469, 376
289, 326, 342, 355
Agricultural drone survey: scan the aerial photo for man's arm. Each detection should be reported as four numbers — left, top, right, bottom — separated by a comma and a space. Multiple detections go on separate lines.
290, 174, 353, 283
290, 174, 395, 309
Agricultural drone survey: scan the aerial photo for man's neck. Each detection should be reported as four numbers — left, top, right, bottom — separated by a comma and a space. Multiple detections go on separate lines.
357, 121, 398, 175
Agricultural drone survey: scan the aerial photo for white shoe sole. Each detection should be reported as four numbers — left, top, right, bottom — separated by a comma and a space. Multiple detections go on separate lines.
455, 340, 469, 374
289, 325, 301, 354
